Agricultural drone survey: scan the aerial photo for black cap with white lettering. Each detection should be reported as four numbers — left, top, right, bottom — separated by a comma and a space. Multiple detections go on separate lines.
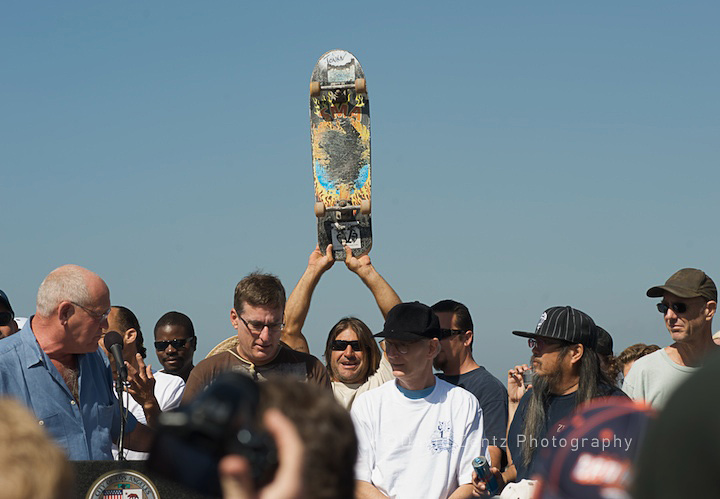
512, 306, 598, 349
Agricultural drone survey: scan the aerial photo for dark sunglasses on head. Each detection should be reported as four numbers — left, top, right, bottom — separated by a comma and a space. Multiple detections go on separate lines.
154, 337, 194, 350
331, 340, 362, 351
657, 302, 687, 315
0, 312, 14, 327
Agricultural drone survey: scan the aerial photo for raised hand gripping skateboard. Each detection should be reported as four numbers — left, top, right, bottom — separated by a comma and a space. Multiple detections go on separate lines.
310, 49, 371, 260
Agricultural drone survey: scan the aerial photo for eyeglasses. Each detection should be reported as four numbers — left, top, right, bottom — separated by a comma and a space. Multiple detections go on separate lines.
657, 302, 687, 315
441, 329, 465, 337
0, 311, 14, 327
331, 340, 362, 351
239, 316, 285, 334
154, 337, 194, 351
381, 340, 413, 355
528, 337, 567, 350
71, 302, 111, 322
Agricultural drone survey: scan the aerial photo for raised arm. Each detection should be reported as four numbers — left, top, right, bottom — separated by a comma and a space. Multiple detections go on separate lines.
281, 245, 335, 353
344, 246, 401, 319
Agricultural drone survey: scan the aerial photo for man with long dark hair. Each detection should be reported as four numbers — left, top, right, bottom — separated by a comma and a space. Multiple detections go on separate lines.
281, 245, 400, 408
475, 306, 625, 495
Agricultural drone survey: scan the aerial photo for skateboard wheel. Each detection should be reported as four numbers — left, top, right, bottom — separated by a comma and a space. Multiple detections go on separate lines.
360, 199, 371, 215
310, 81, 322, 97
355, 78, 367, 94
314, 202, 326, 217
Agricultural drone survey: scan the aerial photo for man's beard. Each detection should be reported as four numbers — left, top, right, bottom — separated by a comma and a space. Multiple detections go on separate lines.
530, 355, 565, 394
520, 352, 569, 468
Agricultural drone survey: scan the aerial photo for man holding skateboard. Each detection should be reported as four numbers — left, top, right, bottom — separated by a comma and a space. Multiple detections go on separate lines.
281, 244, 398, 409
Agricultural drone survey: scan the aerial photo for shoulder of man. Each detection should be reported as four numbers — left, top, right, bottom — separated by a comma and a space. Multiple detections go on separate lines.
275, 345, 331, 388
461, 367, 508, 397
0, 331, 23, 358
182, 351, 236, 404
623, 349, 665, 385
352, 378, 396, 408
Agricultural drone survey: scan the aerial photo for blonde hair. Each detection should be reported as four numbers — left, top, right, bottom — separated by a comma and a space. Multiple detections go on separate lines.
0, 398, 75, 498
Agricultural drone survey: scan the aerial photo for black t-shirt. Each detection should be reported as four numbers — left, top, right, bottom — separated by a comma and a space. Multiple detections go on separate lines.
439, 367, 508, 449
507, 384, 627, 480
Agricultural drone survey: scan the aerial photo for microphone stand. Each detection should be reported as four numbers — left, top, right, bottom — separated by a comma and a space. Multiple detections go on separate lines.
115, 370, 127, 462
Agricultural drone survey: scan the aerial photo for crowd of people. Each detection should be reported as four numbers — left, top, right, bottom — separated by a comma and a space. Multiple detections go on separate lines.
0, 252, 718, 499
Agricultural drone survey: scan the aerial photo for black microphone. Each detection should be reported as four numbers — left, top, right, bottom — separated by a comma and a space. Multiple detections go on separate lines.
104, 331, 128, 381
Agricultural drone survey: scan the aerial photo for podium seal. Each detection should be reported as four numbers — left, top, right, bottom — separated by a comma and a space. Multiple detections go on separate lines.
86, 469, 160, 499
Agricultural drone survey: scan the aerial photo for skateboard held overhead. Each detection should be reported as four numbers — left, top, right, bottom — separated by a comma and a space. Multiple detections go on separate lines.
310, 49, 371, 261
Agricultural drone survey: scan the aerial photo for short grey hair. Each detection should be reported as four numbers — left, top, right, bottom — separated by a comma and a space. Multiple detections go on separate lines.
36, 265, 91, 318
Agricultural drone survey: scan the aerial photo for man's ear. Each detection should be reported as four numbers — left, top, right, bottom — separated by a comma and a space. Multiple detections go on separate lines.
463, 330, 473, 348
429, 338, 441, 358
124, 328, 137, 346
704, 300, 716, 321
569, 343, 584, 365
57, 302, 73, 325
230, 308, 239, 330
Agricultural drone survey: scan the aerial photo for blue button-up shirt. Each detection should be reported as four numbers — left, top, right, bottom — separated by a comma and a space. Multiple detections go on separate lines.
0, 318, 137, 460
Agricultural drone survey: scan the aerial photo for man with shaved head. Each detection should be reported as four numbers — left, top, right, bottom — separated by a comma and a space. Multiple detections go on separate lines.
0, 265, 154, 460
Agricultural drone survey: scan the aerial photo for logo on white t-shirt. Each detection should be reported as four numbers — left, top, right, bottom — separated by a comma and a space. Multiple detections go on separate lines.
428, 421, 456, 454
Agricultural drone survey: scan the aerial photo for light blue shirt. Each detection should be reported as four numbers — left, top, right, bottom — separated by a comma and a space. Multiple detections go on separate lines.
0, 318, 137, 460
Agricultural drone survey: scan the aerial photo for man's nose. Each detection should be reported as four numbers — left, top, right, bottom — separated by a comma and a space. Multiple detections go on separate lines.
258, 326, 272, 342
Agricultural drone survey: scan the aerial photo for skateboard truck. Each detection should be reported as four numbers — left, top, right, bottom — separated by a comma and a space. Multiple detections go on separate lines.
314, 199, 371, 219
310, 78, 367, 97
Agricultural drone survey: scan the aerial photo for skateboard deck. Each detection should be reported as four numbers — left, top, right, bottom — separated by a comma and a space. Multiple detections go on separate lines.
310, 49, 372, 260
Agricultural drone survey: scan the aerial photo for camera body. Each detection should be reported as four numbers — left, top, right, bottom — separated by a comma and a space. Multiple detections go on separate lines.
148, 371, 277, 495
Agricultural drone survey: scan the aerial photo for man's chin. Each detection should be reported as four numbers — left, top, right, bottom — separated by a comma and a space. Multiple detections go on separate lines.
250, 345, 279, 363
337, 372, 364, 384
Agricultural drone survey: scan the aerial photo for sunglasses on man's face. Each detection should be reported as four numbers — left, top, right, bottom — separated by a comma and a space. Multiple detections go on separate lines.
528, 337, 567, 350
331, 340, 362, 352
657, 302, 687, 315
154, 337, 194, 351
0, 312, 14, 327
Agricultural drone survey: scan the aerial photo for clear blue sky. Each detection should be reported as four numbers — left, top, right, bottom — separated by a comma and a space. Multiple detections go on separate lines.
2, 1, 718, 382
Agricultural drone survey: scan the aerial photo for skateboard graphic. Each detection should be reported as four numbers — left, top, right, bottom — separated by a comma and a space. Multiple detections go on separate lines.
310, 49, 371, 260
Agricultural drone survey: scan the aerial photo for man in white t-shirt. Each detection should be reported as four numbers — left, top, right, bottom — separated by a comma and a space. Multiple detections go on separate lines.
351, 302, 487, 499
623, 268, 718, 409
100, 305, 185, 460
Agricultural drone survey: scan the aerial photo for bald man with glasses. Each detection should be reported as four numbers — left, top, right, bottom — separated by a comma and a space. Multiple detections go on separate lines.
0, 265, 155, 460
623, 268, 718, 409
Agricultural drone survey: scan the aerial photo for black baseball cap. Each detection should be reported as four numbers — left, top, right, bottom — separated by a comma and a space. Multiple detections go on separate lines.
512, 306, 598, 349
646, 268, 717, 302
375, 302, 443, 342
0, 290, 13, 315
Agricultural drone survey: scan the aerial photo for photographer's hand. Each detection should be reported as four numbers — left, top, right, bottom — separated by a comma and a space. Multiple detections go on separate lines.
220, 409, 304, 499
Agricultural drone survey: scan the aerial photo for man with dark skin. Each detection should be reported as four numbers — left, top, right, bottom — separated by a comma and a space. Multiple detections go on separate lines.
153, 311, 196, 382
0, 290, 19, 339
101, 306, 185, 459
